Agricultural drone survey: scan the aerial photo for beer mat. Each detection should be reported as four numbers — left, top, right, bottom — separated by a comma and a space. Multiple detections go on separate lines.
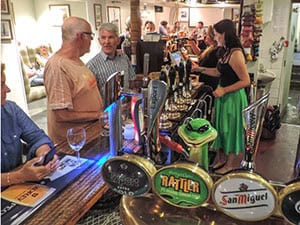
1, 154, 95, 225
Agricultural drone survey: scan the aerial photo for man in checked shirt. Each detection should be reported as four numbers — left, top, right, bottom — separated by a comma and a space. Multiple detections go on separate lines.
87, 23, 136, 98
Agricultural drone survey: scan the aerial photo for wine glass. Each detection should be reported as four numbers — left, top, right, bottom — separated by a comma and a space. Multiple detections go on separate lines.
67, 127, 86, 165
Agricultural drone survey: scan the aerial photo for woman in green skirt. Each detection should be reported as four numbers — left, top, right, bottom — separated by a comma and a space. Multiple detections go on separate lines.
192, 19, 250, 174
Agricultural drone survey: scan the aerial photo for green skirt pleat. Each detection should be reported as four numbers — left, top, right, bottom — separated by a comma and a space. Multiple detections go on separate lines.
212, 88, 248, 155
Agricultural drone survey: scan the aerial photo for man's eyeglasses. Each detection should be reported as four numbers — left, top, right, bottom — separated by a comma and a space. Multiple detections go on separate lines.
82, 32, 95, 38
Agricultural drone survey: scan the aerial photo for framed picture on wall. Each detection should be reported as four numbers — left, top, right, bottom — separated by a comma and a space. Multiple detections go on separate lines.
107, 6, 121, 32
1, 0, 9, 14
49, 4, 71, 26
94, 4, 102, 30
1, 19, 13, 41
179, 8, 188, 22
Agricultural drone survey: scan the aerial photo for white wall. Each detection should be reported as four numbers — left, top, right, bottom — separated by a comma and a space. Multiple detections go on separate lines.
1, 0, 28, 112
257, 0, 293, 111
295, 3, 300, 52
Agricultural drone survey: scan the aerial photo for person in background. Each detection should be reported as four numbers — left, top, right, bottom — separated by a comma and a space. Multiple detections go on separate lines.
118, 17, 132, 59
192, 19, 250, 174
144, 20, 156, 33
35, 44, 52, 68
191, 21, 207, 50
159, 20, 169, 36
23, 44, 52, 87
117, 17, 131, 49
23, 63, 44, 87
170, 21, 181, 34
87, 23, 136, 98
44, 16, 103, 144
1, 63, 59, 187
190, 25, 225, 90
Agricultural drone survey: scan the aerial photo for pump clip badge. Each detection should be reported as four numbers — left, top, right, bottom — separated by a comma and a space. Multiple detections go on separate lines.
279, 180, 300, 225
152, 163, 213, 208
212, 172, 277, 221
102, 154, 156, 196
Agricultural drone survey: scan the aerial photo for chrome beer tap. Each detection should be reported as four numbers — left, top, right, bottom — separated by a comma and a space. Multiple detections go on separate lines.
146, 80, 168, 163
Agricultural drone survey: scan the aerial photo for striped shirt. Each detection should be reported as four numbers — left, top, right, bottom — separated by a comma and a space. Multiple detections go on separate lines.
87, 51, 136, 97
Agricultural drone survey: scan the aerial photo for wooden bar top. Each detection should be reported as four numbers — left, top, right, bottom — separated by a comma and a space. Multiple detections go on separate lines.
23, 122, 111, 225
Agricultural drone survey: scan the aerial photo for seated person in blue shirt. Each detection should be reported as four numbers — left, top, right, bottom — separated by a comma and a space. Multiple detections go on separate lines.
87, 23, 136, 98
1, 63, 59, 187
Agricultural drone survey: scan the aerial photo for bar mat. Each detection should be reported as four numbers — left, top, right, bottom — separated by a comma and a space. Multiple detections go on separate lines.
77, 189, 122, 225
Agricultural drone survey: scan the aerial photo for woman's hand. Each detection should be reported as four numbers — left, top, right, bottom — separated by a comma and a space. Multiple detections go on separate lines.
1, 155, 60, 187
47, 154, 60, 172
36, 144, 60, 172
213, 87, 226, 98
19, 157, 55, 182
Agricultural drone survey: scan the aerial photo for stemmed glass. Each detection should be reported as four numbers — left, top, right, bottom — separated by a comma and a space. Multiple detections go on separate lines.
67, 127, 86, 166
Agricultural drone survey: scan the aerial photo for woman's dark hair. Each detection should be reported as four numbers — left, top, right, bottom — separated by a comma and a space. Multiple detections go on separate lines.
214, 19, 246, 58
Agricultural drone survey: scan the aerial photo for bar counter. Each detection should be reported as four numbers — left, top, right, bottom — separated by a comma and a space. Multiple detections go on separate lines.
23, 121, 111, 225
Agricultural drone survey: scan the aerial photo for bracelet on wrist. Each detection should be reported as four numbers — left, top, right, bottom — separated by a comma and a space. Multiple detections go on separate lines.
7, 172, 10, 185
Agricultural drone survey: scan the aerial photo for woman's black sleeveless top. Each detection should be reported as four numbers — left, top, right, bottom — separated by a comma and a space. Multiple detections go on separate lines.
217, 48, 241, 87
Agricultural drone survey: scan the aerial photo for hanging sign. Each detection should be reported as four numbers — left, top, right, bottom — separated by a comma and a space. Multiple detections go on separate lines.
212, 171, 277, 221
152, 162, 213, 208
102, 154, 156, 196
279, 180, 300, 225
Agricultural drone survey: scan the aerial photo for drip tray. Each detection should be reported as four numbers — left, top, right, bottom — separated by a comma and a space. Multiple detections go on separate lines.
120, 193, 286, 225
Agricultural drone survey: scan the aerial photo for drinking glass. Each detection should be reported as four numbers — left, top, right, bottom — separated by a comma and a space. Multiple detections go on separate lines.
67, 127, 86, 165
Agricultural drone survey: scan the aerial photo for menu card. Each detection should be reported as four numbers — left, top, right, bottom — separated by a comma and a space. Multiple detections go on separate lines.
1, 183, 55, 208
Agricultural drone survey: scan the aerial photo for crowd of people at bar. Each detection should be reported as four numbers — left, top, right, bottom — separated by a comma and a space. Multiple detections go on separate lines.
2, 16, 250, 189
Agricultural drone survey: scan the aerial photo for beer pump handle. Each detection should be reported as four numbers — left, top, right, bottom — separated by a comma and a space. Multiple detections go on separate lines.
159, 135, 189, 159
143, 53, 150, 88
169, 66, 176, 93
185, 59, 192, 90
160, 70, 168, 84
178, 62, 184, 85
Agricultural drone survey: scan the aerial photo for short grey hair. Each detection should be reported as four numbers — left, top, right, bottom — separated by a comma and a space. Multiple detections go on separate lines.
98, 23, 119, 37
62, 17, 90, 41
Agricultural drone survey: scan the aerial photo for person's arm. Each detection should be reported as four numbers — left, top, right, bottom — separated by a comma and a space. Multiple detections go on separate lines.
54, 109, 99, 122
1, 154, 58, 187
187, 39, 202, 55
213, 50, 250, 97
192, 66, 220, 77
1, 143, 59, 187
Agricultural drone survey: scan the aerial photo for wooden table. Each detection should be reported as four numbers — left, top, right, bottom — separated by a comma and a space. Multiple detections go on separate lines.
24, 122, 111, 225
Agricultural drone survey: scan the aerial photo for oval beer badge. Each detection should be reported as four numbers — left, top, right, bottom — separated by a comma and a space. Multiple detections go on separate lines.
152, 163, 213, 208
279, 180, 300, 225
212, 172, 277, 221
102, 154, 156, 196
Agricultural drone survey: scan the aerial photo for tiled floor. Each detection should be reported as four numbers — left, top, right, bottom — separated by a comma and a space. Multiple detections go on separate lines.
28, 97, 47, 133
282, 88, 300, 125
